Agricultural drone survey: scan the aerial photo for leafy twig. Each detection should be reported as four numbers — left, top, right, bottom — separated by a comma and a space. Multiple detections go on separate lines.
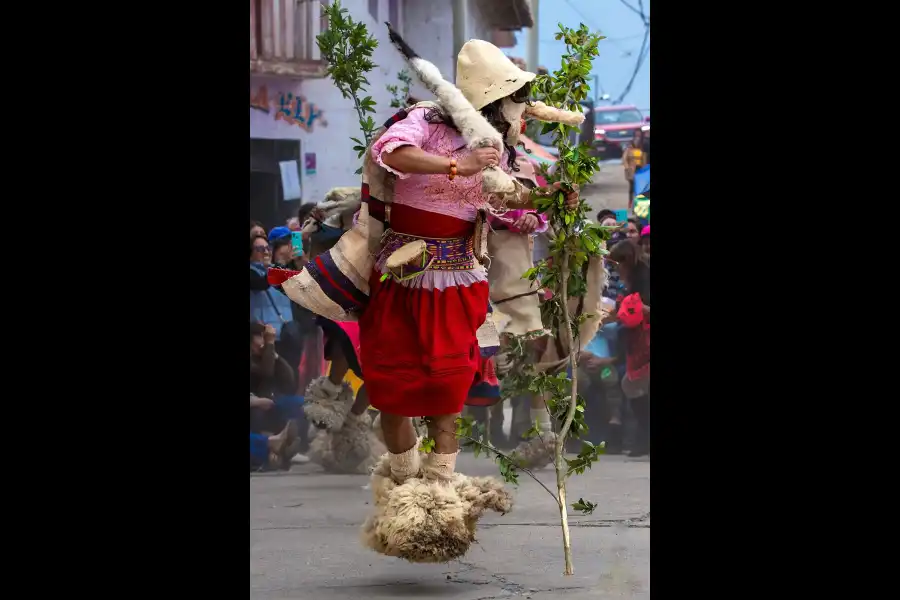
386, 69, 412, 108
511, 23, 608, 576
316, 1, 379, 173
424, 417, 561, 507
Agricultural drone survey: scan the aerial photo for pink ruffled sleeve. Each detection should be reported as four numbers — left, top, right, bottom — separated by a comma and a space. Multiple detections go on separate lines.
531, 211, 550, 233
370, 108, 430, 179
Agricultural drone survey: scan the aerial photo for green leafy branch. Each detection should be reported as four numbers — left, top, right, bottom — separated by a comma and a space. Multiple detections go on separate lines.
316, 1, 379, 173
418, 416, 605, 513
419, 416, 572, 505
509, 23, 608, 576
385, 68, 412, 108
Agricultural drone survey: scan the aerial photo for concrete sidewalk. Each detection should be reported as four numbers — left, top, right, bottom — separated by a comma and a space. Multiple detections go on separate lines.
250, 453, 649, 599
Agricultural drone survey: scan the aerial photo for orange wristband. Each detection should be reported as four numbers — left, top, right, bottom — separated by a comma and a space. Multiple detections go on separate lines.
448, 158, 457, 180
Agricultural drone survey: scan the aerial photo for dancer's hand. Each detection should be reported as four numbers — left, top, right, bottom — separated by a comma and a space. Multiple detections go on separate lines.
550, 182, 580, 210
514, 213, 540, 233
458, 148, 501, 176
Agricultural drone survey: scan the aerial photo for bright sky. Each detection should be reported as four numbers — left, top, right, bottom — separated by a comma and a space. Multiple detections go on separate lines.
511, 0, 650, 112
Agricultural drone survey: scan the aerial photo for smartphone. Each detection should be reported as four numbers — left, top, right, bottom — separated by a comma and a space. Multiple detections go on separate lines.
601, 297, 617, 313
291, 231, 304, 257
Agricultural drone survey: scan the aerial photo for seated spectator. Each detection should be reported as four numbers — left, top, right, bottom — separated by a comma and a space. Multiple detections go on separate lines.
249, 235, 300, 356
271, 236, 294, 270
581, 326, 626, 445
250, 323, 296, 398
596, 209, 617, 227
249, 417, 297, 471
604, 230, 628, 303
640, 225, 650, 263
579, 229, 631, 452
623, 217, 642, 243
250, 220, 266, 240
608, 239, 650, 457
249, 322, 307, 465
296, 202, 317, 228
250, 234, 272, 291
268, 226, 291, 243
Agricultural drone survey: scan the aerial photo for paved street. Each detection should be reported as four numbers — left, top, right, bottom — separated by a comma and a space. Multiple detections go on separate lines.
251, 452, 649, 600
583, 160, 630, 216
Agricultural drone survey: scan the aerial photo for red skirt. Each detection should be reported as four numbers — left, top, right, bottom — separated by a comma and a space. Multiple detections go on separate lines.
359, 273, 489, 416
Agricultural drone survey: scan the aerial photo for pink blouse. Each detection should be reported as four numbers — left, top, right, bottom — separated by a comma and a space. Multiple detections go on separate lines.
370, 107, 512, 223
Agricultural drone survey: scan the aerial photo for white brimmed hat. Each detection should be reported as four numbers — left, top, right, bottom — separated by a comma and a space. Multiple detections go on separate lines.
457, 40, 536, 110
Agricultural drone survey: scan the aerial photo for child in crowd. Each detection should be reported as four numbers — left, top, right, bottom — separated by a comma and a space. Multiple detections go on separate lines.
608, 239, 650, 457
640, 225, 650, 263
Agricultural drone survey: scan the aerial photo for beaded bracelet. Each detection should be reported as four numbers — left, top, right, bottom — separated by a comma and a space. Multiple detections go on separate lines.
448, 158, 457, 181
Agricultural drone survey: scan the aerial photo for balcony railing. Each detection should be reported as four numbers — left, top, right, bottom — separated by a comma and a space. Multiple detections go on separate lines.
251, 0, 327, 77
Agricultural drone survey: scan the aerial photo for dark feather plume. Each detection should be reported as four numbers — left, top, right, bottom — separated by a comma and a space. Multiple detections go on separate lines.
385, 22, 419, 59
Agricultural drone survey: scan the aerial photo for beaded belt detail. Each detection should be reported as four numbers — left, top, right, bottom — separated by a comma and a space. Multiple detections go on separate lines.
380, 231, 476, 280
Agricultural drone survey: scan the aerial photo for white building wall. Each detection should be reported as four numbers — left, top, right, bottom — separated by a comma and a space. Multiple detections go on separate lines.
402, 0, 454, 99
466, 0, 493, 44
250, 0, 455, 203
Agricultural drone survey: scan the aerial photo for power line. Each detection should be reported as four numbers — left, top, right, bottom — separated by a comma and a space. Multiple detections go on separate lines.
561, 0, 598, 28
612, 0, 650, 104
617, 0, 649, 26
613, 28, 649, 104
555, 0, 650, 105
560, 0, 630, 54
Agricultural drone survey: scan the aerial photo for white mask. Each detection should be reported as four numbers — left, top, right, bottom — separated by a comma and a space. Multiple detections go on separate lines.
500, 97, 527, 146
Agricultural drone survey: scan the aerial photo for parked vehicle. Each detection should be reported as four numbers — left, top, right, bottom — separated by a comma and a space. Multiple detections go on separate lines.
592, 105, 647, 160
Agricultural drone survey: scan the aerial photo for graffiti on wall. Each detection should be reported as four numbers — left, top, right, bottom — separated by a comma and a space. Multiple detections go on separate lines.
250, 85, 328, 131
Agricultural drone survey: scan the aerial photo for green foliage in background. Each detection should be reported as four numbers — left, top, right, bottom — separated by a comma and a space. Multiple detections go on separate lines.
316, 1, 379, 173
386, 69, 412, 108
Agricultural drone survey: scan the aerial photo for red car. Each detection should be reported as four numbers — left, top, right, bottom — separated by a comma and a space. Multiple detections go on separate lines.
592, 105, 647, 160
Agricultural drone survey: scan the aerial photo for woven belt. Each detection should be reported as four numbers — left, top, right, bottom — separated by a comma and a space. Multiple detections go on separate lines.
381, 231, 476, 280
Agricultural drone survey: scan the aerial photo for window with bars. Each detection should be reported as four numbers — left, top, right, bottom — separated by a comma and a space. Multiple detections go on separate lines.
250, 0, 329, 63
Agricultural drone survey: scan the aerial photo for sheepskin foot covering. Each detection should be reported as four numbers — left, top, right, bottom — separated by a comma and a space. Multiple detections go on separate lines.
390, 444, 421, 483
510, 431, 558, 470
360, 450, 513, 563
303, 376, 354, 431
307, 411, 386, 474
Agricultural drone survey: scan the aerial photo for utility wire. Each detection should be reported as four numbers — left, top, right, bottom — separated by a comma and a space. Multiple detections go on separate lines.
557, 0, 650, 105
560, 0, 630, 54
612, 0, 650, 104
617, 0, 650, 26
613, 28, 649, 104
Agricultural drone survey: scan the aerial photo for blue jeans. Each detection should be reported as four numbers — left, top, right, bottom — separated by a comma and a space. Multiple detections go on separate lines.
249, 396, 304, 468
249, 395, 305, 435
276, 395, 304, 420
250, 433, 269, 466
